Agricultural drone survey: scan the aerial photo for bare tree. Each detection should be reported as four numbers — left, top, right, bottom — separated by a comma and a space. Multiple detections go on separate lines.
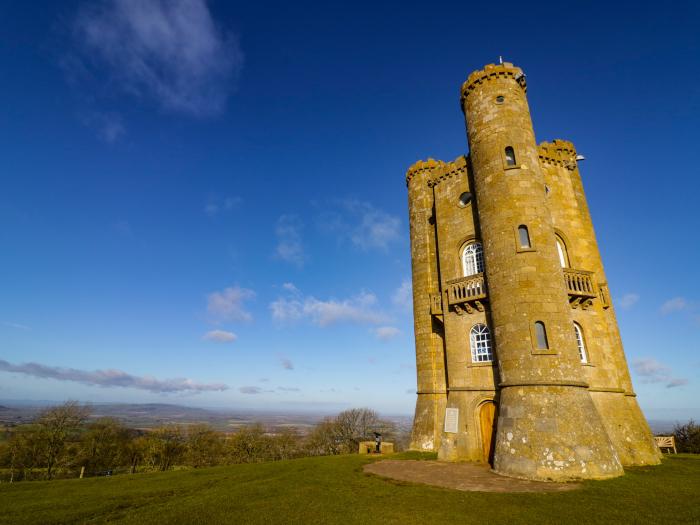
185, 424, 224, 468
35, 401, 90, 480
226, 424, 272, 464
78, 418, 130, 475
333, 408, 381, 452
142, 425, 185, 471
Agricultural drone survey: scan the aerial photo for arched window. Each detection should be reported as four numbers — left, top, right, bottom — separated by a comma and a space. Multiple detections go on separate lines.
470, 324, 493, 363
518, 225, 531, 249
534, 321, 549, 350
556, 235, 570, 268
462, 242, 484, 276
505, 146, 516, 166
574, 322, 588, 363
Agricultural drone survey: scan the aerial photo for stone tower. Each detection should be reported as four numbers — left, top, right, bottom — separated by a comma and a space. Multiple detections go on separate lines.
406, 62, 660, 481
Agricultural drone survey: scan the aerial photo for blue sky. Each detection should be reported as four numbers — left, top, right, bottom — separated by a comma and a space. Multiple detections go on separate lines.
0, 0, 698, 419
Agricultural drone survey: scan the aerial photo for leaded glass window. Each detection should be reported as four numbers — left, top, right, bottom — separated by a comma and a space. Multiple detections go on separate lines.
574, 322, 588, 363
470, 323, 493, 363
462, 242, 484, 277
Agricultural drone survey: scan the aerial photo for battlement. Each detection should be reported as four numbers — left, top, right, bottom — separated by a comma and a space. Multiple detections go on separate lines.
405, 158, 444, 186
460, 62, 526, 105
538, 139, 578, 169
427, 155, 468, 187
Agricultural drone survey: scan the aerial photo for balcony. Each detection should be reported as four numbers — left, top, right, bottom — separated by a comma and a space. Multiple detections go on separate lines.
563, 268, 596, 309
445, 274, 487, 315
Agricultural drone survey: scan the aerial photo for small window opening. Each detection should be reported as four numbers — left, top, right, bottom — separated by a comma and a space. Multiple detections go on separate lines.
556, 236, 569, 268
458, 192, 472, 207
505, 146, 516, 166
574, 323, 588, 363
518, 225, 531, 248
535, 321, 549, 350
495, 95, 505, 104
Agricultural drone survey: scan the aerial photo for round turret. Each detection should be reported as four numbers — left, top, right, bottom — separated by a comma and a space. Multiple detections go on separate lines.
461, 63, 623, 481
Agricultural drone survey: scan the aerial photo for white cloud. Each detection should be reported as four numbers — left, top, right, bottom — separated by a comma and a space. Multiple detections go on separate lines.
631, 358, 688, 388
74, 0, 243, 116
373, 326, 401, 341
207, 286, 255, 323
320, 200, 401, 251
0, 359, 227, 393
202, 329, 237, 343
392, 279, 412, 312
660, 297, 688, 315
277, 386, 300, 392
282, 282, 299, 293
271, 290, 388, 327
275, 215, 306, 267
618, 293, 639, 309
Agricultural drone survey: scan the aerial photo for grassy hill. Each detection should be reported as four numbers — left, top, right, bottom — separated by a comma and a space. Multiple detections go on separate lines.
1, 452, 698, 524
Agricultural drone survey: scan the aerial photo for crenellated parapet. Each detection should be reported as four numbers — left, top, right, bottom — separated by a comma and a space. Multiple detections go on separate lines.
460, 62, 526, 107
405, 158, 443, 187
427, 155, 468, 188
538, 139, 578, 169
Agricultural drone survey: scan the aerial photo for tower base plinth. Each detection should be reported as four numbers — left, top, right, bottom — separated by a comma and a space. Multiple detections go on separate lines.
494, 385, 624, 481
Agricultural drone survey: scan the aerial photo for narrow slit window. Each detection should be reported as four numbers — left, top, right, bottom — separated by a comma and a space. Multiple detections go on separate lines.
535, 321, 549, 350
518, 225, 531, 248
574, 322, 588, 363
556, 236, 569, 268
505, 146, 516, 166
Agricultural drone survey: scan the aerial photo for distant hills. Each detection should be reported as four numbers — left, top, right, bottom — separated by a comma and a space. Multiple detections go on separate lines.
0, 401, 412, 434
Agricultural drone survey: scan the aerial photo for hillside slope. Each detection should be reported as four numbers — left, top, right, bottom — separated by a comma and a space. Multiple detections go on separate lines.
0, 453, 698, 524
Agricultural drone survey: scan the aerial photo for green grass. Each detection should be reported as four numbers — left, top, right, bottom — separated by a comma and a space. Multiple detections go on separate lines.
1, 453, 698, 524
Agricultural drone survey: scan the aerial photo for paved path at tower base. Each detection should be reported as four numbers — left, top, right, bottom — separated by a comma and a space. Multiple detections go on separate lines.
364, 460, 580, 493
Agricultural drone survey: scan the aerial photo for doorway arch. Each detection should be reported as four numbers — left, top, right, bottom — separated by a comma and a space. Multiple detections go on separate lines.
479, 401, 498, 465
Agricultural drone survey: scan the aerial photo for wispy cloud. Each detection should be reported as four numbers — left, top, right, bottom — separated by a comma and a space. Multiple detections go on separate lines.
373, 326, 401, 341
632, 358, 688, 388
204, 196, 241, 217
319, 200, 401, 251
270, 288, 388, 327
81, 111, 126, 143
275, 215, 306, 267
72, 0, 243, 117
280, 357, 294, 370
618, 293, 640, 310
2, 322, 30, 331
207, 285, 255, 323
0, 359, 227, 393
239, 386, 264, 394
202, 329, 237, 343
277, 386, 300, 392
660, 297, 688, 315
392, 279, 412, 312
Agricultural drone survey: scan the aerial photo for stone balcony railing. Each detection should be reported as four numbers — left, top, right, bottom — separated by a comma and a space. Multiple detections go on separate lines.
430, 269, 600, 316
444, 274, 487, 315
563, 268, 596, 299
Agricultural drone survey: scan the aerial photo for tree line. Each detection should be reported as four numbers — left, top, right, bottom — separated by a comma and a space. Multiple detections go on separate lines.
0, 402, 405, 482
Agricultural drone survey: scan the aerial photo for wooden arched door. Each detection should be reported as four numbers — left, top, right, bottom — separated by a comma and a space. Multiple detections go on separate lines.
479, 401, 498, 465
